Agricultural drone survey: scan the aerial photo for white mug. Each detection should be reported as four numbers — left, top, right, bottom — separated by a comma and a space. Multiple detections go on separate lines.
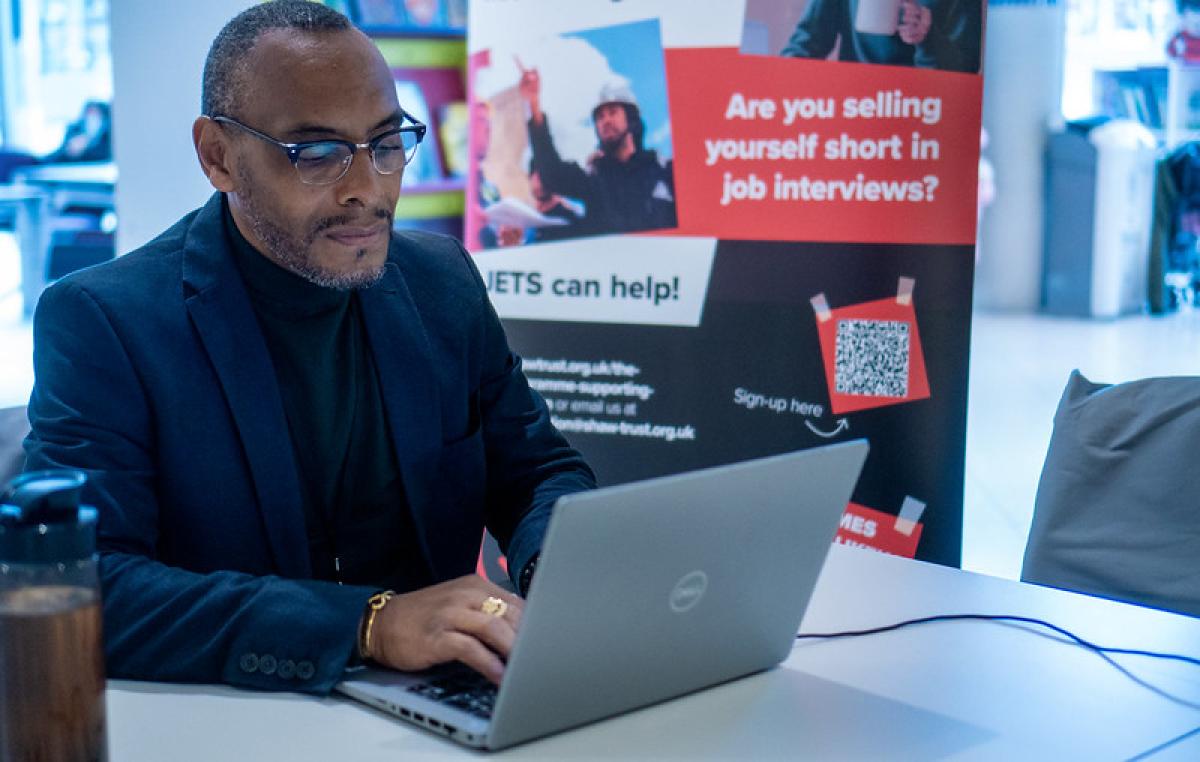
854, 0, 903, 36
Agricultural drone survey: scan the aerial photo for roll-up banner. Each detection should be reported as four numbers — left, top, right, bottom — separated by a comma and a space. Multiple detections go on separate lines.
466, 0, 984, 569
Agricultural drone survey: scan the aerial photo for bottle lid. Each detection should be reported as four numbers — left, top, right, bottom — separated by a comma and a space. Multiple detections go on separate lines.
0, 470, 97, 564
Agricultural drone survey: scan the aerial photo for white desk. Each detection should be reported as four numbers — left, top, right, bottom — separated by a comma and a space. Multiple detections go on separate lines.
107, 545, 1200, 759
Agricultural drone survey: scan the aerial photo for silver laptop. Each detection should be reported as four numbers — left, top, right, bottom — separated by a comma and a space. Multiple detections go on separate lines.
336, 439, 869, 750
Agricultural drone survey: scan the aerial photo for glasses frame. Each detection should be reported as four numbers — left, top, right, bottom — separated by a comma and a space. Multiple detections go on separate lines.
207, 112, 427, 186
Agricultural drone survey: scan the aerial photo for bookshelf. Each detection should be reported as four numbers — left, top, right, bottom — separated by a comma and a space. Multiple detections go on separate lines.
1093, 66, 1166, 139
336, 1, 469, 237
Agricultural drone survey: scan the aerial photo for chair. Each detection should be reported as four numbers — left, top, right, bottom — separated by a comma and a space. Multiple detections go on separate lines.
1021, 371, 1200, 617
0, 405, 29, 487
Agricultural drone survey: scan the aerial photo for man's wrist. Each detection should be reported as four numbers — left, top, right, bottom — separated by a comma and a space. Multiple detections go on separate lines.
357, 590, 395, 662
518, 555, 539, 597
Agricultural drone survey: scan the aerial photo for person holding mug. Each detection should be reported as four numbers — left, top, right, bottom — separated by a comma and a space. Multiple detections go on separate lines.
781, 0, 982, 74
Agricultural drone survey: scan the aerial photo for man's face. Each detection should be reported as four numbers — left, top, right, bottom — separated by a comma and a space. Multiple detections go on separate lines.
225, 29, 403, 290
594, 103, 630, 152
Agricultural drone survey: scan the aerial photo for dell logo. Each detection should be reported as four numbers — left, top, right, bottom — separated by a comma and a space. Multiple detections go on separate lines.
669, 570, 708, 613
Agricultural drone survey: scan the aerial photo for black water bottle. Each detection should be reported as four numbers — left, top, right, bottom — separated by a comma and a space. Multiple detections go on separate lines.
0, 470, 107, 761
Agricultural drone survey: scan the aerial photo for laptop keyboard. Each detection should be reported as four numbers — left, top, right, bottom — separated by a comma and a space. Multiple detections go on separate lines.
406, 666, 498, 719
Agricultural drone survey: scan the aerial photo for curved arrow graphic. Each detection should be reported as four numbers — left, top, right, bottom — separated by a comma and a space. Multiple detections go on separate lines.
806, 418, 849, 438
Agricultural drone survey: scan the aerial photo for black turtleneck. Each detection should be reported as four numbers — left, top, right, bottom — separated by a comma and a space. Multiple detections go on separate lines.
223, 198, 431, 592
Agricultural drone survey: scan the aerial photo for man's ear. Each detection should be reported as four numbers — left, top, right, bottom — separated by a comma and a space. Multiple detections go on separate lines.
193, 117, 236, 192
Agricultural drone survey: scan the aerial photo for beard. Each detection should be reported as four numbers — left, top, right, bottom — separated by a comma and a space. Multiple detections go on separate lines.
236, 165, 392, 291
598, 127, 630, 156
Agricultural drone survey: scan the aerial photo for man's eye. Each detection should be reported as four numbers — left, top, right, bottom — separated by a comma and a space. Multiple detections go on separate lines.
297, 143, 346, 163
374, 135, 406, 152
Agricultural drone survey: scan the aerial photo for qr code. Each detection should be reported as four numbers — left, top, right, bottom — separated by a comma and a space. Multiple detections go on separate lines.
834, 319, 910, 398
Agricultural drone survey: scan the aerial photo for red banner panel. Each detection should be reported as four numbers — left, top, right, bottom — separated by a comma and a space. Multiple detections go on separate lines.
665, 48, 982, 245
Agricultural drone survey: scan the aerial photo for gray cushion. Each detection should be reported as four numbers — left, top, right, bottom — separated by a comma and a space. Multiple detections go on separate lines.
0, 405, 29, 487
1022, 371, 1200, 617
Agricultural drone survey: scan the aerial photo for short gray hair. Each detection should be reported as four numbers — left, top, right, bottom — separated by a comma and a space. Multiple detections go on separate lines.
201, 1, 353, 117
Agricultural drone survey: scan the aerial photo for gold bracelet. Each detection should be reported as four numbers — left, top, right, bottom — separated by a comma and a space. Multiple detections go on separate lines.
359, 590, 395, 661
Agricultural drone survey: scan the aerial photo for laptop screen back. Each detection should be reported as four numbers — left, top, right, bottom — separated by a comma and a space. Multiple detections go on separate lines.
487, 440, 869, 749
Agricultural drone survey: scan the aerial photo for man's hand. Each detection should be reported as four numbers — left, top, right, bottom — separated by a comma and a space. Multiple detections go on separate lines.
898, 0, 932, 45
535, 195, 563, 214
367, 576, 524, 685
515, 56, 544, 125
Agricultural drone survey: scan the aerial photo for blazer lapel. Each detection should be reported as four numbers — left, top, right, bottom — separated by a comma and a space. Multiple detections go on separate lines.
359, 253, 443, 579
180, 194, 310, 578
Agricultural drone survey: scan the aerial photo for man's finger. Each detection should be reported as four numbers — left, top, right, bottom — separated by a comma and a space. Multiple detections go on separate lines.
513, 54, 528, 74
450, 607, 519, 659
502, 594, 523, 629
466, 578, 525, 614
441, 631, 506, 685
480, 588, 524, 629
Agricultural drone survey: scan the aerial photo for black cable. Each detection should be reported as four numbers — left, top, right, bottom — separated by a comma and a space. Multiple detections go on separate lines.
1083, 638, 1200, 714
797, 613, 1200, 667
1127, 725, 1200, 761
795, 613, 1200, 712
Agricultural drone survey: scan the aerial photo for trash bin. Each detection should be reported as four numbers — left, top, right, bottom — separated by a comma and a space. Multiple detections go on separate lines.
1042, 118, 1157, 318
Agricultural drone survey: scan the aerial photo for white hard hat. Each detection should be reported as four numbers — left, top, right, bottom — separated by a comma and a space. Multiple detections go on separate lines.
595, 82, 638, 111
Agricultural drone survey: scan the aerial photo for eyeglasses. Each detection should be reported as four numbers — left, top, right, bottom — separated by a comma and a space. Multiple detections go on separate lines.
207, 113, 426, 186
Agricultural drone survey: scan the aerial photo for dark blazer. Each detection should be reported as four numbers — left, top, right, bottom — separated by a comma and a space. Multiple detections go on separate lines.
24, 193, 595, 694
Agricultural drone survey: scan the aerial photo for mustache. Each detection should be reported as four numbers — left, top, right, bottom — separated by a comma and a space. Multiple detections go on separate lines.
311, 206, 393, 235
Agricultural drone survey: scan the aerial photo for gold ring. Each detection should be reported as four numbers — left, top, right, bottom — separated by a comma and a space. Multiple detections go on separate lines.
481, 596, 509, 617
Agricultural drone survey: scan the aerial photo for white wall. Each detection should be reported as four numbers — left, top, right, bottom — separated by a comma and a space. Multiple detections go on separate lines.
109, 1, 255, 254
976, 4, 1066, 312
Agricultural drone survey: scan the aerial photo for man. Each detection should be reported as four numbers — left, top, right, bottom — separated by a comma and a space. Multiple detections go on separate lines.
498, 164, 587, 248
468, 100, 502, 250
782, 0, 982, 74
23, 1, 595, 695
468, 103, 545, 250
518, 64, 676, 236
47, 101, 112, 163
526, 165, 586, 244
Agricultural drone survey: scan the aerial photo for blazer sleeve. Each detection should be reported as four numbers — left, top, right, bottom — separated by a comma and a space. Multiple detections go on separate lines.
452, 242, 597, 587
24, 279, 374, 695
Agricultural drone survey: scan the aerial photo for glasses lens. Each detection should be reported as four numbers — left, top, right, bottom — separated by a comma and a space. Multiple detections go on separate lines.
402, 129, 423, 164
294, 141, 352, 185
371, 132, 414, 174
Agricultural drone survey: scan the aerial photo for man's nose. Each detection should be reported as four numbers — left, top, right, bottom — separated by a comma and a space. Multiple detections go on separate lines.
336, 147, 390, 206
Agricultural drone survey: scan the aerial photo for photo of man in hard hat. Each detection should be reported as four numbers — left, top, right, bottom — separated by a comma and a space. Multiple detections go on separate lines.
468, 18, 677, 248
517, 69, 677, 236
